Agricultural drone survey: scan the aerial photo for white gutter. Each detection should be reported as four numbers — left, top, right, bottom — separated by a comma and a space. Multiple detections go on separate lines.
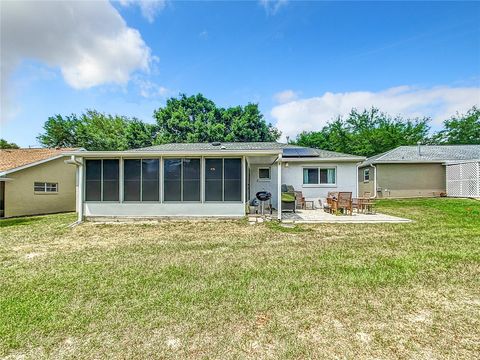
63, 149, 283, 157
370, 164, 377, 199
64, 155, 83, 166
64, 155, 84, 223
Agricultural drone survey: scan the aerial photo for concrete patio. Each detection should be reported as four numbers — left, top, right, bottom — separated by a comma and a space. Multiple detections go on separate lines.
281, 209, 411, 223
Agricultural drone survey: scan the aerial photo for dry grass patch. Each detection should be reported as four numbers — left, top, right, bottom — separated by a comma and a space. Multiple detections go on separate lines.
1, 199, 479, 359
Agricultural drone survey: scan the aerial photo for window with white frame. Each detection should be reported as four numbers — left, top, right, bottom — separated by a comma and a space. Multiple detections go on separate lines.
363, 168, 370, 182
258, 167, 271, 180
303, 167, 336, 185
34, 182, 58, 193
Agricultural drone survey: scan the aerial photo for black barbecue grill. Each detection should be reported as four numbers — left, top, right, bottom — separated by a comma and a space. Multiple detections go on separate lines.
256, 191, 272, 215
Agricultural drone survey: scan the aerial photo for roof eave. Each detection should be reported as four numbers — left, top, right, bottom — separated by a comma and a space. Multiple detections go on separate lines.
0, 154, 67, 176
64, 149, 283, 157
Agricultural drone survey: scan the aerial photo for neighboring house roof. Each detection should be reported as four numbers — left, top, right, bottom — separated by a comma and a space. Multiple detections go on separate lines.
0, 148, 78, 175
130, 142, 365, 160
361, 145, 480, 166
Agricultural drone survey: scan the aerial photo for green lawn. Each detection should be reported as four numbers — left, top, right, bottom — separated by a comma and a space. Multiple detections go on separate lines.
1, 199, 479, 359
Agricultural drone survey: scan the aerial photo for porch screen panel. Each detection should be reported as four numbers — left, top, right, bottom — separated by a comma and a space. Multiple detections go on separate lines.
102, 160, 119, 201
124, 160, 141, 201
224, 158, 241, 201
164, 159, 181, 201
205, 158, 223, 201
142, 159, 159, 201
183, 159, 200, 201
85, 160, 101, 201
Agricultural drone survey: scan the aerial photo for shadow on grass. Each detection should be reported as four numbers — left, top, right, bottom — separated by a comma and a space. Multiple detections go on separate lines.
0, 217, 43, 228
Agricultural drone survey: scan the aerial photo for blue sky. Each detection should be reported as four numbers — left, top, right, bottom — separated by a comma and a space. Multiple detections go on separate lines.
1, 0, 479, 146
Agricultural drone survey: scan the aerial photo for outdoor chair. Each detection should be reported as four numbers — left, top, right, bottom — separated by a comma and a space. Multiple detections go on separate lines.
281, 184, 296, 212
323, 191, 338, 214
335, 192, 353, 215
294, 191, 306, 210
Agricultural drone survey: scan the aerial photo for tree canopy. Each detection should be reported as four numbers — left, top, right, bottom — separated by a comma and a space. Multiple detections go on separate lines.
0, 139, 20, 149
37, 110, 156, 151
153, 94, 280, 143
294, 108, 431, 157
430, 106, 480, 145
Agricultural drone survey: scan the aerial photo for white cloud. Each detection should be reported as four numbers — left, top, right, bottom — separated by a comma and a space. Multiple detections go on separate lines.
259, 0, 288, 15
119, 0, 166, 23
270, 85, 480, 140
135, 78, 170, 98
1, 0, 152, 121
273, 89, 299, 104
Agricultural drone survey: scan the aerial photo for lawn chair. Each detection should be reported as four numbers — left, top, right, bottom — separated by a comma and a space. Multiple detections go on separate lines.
335, 192, 353, 215
295, 191, 306, 210
281, 184, 296, 212
323, 191, 338, 214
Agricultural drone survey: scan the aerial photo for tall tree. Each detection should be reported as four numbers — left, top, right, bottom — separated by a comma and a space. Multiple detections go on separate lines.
0, 139, 20, 149
295, 108, 430, 157
153, 93, 280, 143
37, 110, 156, 151
431, 106, 480, 145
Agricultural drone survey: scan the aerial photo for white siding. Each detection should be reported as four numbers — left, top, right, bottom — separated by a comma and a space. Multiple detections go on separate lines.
281, 162, 358, 202
249, 164, 279, 207
84, 202, 245, 218
249, 161, 358, 209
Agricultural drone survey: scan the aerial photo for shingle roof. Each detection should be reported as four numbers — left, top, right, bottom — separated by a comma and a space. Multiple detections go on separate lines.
131, 142, 288, 151
361, 145, 480, 166
0, 148, 78, 172
131, 142, 364, 160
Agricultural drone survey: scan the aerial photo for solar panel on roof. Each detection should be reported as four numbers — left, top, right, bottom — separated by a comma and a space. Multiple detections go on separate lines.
282, 147, 318, 157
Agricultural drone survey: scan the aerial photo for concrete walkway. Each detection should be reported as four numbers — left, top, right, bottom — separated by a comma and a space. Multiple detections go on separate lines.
281, 209, 411, 224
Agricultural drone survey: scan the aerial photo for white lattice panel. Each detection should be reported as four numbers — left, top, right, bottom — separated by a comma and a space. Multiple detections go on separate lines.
446, 161, 480, 198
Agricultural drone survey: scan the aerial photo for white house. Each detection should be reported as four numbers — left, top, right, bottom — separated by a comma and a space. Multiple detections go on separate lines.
65, 142, 364, 221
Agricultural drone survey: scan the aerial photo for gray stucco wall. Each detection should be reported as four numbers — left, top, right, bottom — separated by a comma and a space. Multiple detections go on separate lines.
370, 163, 446, 198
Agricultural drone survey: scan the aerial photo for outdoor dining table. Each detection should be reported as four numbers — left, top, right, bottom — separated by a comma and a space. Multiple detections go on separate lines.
356, 197, 376, 214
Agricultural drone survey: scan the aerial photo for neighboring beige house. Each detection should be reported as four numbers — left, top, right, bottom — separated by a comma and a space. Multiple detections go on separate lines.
0, 148, 77, 218
358, 145, 480, 199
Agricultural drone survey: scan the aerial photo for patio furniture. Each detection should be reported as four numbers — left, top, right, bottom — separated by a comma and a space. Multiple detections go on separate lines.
305, 200, 315, 210
295, 191, 306, 210
281, 184, 296, 212
323, 192, 338, 213
334, 192, 353, 215
354, 192, 375, 214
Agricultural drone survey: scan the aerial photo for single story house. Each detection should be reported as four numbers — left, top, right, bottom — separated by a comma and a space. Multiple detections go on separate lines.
0, 148, 78, 218
358, 144, 480, 198
64, 142, 365, 221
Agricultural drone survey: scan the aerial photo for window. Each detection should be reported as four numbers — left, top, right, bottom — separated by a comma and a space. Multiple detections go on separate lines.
164, 158, 200, 202
34, 182, 58, 193
124, 159, 160, 201
205, 158, 242, 202
303, 167, 336, 185
85, 159, 119, 201
363, 168, 370, 182
258, 167, 271, 180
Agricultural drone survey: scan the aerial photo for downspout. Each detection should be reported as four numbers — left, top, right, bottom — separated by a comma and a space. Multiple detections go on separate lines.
64, 156, 84, 225
370, 164, 377, 199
